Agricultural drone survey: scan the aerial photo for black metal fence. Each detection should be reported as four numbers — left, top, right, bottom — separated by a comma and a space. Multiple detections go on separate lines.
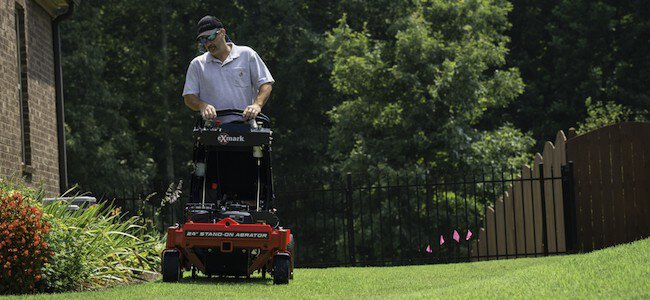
96, 164, 573, 268
273, 166, 572, 267
89, 182, 177, 232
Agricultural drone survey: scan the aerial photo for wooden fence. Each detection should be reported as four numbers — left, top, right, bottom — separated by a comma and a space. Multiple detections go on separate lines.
471, 131, 568, 259
472, 122, 650, 259
566, 122, 650, 252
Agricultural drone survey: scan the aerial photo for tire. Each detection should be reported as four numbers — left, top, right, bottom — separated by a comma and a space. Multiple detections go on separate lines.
287, 234, 295, 279
162, 250, 181, 282
272, 254, 290, 284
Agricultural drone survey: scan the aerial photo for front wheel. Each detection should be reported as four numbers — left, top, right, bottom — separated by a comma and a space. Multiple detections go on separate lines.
272, 254, 291, 284
162, 250, 182, 282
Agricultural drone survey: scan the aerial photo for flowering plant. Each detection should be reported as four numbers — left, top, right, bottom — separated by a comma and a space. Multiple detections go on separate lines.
0, 188, 52, 295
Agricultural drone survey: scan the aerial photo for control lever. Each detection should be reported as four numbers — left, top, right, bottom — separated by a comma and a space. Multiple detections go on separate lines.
249, 118, 259, 130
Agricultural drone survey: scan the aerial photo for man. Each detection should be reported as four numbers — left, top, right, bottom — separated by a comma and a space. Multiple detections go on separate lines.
183, 16, 274, 121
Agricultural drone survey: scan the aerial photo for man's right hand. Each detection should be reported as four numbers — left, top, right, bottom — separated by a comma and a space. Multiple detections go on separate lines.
200, 103, 217, 120
183, 94, 217, 119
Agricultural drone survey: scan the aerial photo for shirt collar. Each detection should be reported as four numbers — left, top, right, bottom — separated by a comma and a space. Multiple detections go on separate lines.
206, 42, 241, 65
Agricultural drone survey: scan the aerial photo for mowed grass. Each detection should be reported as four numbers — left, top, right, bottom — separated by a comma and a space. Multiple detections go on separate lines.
10, 238, 650, 299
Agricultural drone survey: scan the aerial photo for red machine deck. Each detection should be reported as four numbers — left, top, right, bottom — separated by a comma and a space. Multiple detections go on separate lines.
165, 217, 291, 275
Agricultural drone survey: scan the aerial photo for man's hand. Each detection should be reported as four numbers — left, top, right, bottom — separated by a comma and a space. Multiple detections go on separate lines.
200, 103, 217, 120
184, 94, 217, 119
243, 103, 262, 120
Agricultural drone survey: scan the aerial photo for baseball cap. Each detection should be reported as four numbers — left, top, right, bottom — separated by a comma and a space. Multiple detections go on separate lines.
196, 15, 224, 40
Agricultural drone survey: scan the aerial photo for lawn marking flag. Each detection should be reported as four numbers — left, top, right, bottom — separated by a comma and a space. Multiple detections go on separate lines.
466, 229, 473, 240
426, 244, 432, 253
453, 230, 460, 243
440, 235, 445, 245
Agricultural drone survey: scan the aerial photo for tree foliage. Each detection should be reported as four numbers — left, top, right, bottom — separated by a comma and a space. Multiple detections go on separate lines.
322, 1, 530, 176
62, 3, 154, 192
62, 0, 340, 191
576, 97, 647, 134
504, 0, 650, 142
60, 0, 647, 193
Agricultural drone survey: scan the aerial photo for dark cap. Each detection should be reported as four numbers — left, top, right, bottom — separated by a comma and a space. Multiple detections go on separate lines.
197, 15, 224, 39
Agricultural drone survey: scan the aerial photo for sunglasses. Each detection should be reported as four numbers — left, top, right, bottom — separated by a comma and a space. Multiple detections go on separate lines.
198, 29, 220, 44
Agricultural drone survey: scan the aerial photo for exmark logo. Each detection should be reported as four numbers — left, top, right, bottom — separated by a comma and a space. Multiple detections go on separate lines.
185, 231, 268, 239
217, 133, 245, 145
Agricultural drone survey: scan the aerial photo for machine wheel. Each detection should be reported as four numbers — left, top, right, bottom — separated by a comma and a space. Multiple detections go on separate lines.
162, 250, 181, 282
287, 234, 295, 279
273, 254, 290, 284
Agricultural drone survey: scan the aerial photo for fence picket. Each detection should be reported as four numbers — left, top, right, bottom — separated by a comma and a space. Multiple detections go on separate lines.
619, 127, 635, 243
553, 131, 567, 252
486, 207, 497, 260
542, 141, 557, 253
513, 177, 525, 255
575, 131, 594, 251
591, 130, 605, 250
504, 189, 516, 256
638, 124, 650, 237
629, 123, 648, 241
599, 127, 616, 248
608, 124, 625, 246
533, 154, 544, 254
495, 197, 506, 257
522, 165, 535, 256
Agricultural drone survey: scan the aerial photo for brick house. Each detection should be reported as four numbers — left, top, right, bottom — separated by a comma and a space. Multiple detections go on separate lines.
0, 0, 77, 196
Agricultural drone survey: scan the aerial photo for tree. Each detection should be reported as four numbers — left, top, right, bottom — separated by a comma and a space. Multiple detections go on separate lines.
62, 3, 154, 192
505, 0, 650, 142
322, 0, 532, 176
62, 0, 342, 191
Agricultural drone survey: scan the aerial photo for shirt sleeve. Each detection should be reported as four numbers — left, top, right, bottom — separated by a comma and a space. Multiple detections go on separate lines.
182, 60, 200, 97
249, 50, 274, 90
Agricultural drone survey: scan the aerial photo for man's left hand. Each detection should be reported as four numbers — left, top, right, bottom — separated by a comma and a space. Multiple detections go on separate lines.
243, 104, 262, 120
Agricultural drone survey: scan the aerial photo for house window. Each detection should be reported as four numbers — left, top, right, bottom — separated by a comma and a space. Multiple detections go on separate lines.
15, 4, 32, 175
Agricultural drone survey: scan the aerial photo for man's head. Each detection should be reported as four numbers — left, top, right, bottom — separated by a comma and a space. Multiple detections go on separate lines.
196, 16, 227, 54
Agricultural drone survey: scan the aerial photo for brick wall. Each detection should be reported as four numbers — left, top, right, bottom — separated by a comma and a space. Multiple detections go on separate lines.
0, 0, 60, 196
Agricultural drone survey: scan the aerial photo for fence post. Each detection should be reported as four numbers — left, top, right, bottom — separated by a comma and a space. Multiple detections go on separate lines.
539, 163, 549, 256
345, 172, 356, 266
562, 161, 578, 253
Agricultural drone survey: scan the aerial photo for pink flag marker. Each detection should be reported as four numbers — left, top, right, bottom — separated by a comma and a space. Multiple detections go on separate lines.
453, 230, 460, 243
466, 229, 473, 240
426, 244, 432, 253
440, 235, 445, 245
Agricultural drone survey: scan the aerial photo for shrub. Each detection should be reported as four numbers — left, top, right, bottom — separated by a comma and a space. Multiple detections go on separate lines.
0, 178, 162, 293
0, 187, 52, 295
40, 200, 162, 292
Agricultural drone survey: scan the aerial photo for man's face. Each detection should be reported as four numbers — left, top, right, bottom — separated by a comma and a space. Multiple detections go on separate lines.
199, 28, 225, 55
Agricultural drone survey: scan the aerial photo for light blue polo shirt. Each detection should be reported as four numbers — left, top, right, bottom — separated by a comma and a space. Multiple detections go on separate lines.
182, 43, 274, 111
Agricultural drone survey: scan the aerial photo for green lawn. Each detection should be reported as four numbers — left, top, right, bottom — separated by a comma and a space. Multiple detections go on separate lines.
9, 238, 650, 299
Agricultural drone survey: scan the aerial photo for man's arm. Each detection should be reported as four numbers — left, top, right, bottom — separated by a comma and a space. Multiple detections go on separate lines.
243, 83, 273, 120
184, 94, 217, 119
